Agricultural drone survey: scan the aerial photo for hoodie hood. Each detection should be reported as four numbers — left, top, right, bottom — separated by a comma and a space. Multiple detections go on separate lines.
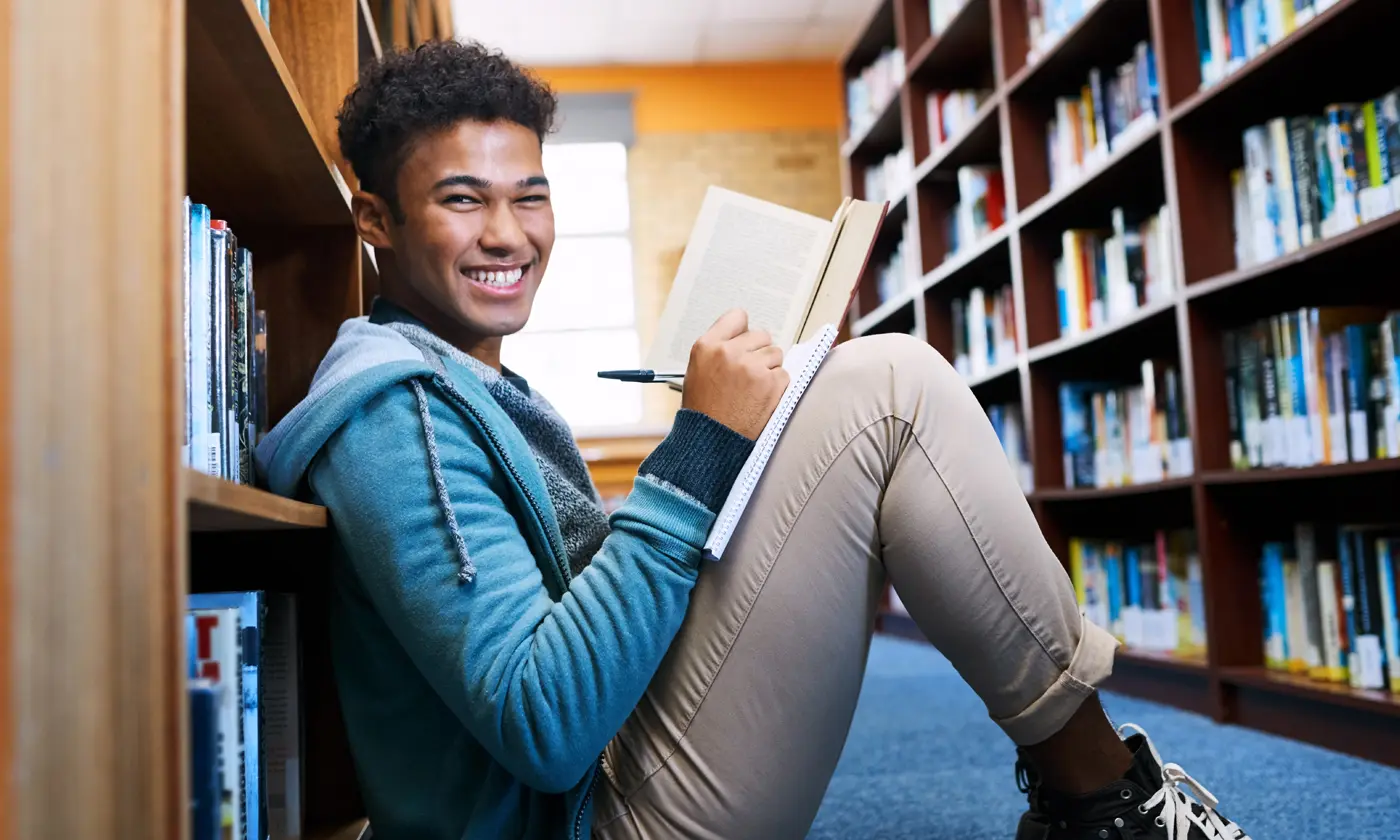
254, 316, 434, 498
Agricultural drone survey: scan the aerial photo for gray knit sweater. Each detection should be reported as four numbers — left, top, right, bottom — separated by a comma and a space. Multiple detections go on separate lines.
372, 299, 753, 576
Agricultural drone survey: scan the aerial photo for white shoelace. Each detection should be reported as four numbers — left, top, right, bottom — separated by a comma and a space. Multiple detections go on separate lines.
1118, 724, 1251, 840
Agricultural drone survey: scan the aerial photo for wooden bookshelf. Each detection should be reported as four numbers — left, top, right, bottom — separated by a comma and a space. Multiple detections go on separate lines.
844, 0, 1400, 768
3, 0, 455, 835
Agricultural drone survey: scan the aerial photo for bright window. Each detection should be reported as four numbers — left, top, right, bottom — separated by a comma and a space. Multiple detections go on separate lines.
502, 141, 643, 432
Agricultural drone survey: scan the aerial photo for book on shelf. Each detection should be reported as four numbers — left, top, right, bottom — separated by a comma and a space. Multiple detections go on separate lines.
1025, 0, 1109, 63
188, 591, 303, 840
874, 213, 920, 307
865, 146, 914, 206
1231, 91, 1400, 269
1192, 0, 1341, 89
184, 197, 270, 486
1259, 521, 1400, 695
1222, 307, 1400, 471
1053, 205, 1176, 339
945, 165, 1006, 258
847, 46, 905, 139
927, 89, 993, 151
951, 283, 1018, 378
988, 401, 1034, 493
1069, 529, 1207, 656
1046, 41, 1159, 191
1060, 360, 1191, 489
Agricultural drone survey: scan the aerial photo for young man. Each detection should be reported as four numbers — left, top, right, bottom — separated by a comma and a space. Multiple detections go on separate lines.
255, 41, 1252, 840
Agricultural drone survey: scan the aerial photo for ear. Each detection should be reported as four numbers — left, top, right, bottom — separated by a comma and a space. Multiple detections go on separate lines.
352, 191, 395, 250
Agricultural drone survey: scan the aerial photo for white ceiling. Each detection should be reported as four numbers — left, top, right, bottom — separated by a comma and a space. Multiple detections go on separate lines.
451, 0, 878, 66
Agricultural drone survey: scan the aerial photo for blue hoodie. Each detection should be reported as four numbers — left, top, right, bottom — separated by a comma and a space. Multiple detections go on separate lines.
254, 303, 752, 840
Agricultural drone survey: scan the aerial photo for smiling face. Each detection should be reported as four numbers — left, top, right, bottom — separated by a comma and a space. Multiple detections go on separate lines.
357, 118, 554, 367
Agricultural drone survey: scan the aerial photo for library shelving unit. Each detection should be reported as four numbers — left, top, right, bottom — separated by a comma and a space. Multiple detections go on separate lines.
841, 0, 1400, 768
2, 0, 449, 837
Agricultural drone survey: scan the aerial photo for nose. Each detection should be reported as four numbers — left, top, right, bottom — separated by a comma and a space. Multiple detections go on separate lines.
478, 200, 529, 256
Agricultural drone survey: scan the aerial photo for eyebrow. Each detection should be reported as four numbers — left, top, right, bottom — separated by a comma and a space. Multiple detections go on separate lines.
432, 174, 550, 190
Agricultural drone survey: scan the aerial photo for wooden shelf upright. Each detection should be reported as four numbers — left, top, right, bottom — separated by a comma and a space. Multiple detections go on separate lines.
840, 0, 1400, 768
3, 0, 453, 836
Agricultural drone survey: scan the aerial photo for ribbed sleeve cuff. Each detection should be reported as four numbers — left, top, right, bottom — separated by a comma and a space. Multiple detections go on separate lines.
639, 409, 754, 513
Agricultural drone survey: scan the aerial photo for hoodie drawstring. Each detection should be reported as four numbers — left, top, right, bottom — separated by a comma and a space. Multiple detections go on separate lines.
410, 378, 476, 584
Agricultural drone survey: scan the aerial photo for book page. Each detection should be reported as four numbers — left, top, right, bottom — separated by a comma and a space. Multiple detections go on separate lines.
646, 186, 834, 373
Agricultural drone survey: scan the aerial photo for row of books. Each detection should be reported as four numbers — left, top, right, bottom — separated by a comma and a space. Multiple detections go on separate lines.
1223, 308, 1400, 471
951, 283, 1019, 379
847, 46, 905, 139
188, 591, 301, 840
1230, 94, 1400, 270
1046, 41, 1159, 192
874, 215, 921, 307
1054, 205, 1176, 340
1192, 0, 1339, 89
1060, 360, 1193, 489
864, 146, 915, 207
184, 198, 271, 485
1260, 522, 1399, 694
988, 401, 1034, 493
945, 165, 1007, 259
1025, 0, 1103, 63
928, 89, 992, 153
929, 0, 968, 36
1070, 530, 1208, 655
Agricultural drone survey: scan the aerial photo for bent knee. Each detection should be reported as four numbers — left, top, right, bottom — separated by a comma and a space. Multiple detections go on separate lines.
821, 333, 955, 387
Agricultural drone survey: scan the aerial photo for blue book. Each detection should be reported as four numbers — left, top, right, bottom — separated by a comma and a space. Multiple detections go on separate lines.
190, 592, 262, 840
190, 680, 221, 840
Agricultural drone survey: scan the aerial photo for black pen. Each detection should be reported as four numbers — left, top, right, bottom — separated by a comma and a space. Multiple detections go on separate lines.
597, 369, 685, 383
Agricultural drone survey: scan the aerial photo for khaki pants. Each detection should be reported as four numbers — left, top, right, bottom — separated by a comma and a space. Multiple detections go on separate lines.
593, 334, 1119, 840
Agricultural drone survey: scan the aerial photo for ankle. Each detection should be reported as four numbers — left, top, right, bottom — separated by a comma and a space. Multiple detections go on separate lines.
1021, 695, 1133, 795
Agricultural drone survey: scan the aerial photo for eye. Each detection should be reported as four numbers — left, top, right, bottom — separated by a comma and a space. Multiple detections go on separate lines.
516, 194, 548, 204
443, 194, 480, 207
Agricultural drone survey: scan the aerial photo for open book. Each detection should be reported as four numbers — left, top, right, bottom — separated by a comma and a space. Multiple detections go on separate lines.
645, 186, 888, 377
645, 186, 888, 559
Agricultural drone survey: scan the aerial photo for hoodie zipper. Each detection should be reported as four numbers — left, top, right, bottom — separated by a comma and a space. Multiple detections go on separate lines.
436, 375, 573, 588
574, 761, 600, 840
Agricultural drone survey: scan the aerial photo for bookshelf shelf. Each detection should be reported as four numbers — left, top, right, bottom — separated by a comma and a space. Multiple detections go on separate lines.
1030, 474, 1195, 502
1220, 667, 1400, 718
1004, 0, 1150, 99
1025, 294, 1176, 364
187, 0, 352, 228
914, 94, 1003, 184
907, 0, 994, 88
842, 92, 904, 161
922, 224, 1011, 292
853, 288, 919, 336
1199, 458, 1400, 486
1016, 121, 1161, 230
1117, 648, 1208, 675
1167, 0, 1381, 127
307, 818, 373, 840
1184, 209, 1400, 305
964, 358, 1020, 391
186, 469, 328, 532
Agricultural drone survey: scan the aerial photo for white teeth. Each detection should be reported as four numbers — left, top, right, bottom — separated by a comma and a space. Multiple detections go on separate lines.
467, 267, 525, 287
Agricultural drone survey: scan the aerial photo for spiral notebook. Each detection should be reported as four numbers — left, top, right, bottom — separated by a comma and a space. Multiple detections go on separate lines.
702, 323, 839, 560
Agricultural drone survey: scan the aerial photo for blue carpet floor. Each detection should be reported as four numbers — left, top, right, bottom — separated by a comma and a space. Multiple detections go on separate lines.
810, 635, 1399, 839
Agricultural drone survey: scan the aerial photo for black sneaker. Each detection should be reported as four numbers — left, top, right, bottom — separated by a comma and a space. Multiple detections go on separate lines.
1015, 747, 1051, 840
1038, 724, 1251, 839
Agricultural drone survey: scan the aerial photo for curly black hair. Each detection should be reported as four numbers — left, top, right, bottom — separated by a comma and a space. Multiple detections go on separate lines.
336, 39, 557, 219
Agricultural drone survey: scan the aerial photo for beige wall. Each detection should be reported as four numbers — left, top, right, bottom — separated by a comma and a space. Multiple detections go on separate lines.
628, 129, 844, 421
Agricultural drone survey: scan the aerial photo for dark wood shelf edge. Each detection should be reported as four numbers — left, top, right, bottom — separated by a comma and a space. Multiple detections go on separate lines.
1168, 0, 1364, 124
965, 359, 1020, 390
922, 224, 1012, 292
1031, 474, 1196, 501
1185, 209, 1400, 301
1025, 294, 1178, 363
904, 0, 991, 79
186, 468, 328, 531
1200, 457, 1400, 485
1116, 648, 1210, 675
1221, 666, 1400, 717
1014, 120, 1162, 228
853, 290, 918, 336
